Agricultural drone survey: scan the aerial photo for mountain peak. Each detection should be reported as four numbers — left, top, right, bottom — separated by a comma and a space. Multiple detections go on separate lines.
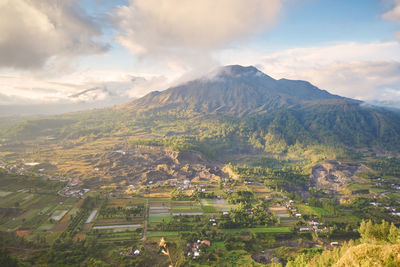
124, 64, 347, 116
215, 65, 268, 79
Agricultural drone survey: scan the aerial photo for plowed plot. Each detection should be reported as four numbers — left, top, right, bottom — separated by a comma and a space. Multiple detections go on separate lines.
16, 229, 30, 237
269, 206, 290, 218
108, 198, 145, 206
95, 217, 143, 226
149, 203, 171, 218
52, 221, 68, 232
212, 198, 235, 212
171, 201, 203, 215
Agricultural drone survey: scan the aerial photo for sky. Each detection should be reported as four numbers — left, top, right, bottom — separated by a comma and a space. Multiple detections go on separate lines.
1, 0, 400, 115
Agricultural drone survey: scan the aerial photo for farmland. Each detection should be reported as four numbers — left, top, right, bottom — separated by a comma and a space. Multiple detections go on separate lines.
1, 154, 400, 267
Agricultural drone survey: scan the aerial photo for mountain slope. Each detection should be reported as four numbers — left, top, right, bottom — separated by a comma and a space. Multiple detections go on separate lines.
3, 65, 400, 154
123, 65, 348, 116
117, 65, 400, 151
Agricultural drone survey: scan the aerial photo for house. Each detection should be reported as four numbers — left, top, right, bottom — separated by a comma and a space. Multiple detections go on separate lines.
201, 240, 211, 246
299, 227, 310, 232
134, 250, 140, 256
295, 213, 302, 218
70, 177, 79, 186
330, 242, 339, 246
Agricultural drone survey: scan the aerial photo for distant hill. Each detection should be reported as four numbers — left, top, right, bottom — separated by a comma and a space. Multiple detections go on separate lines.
119, 65, 400, 151
3, 65, 400, 154
123, 65, 349, 116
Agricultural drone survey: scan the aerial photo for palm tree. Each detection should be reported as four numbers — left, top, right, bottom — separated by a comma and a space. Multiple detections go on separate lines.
159, 237, 174, 267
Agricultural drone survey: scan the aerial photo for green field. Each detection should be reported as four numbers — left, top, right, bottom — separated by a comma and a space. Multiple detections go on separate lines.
222, 227, 291, 234
201, 205, 217, 213
296, 204, 332, 216
147, 231, 182, 238
148, 216, 172, 223
211, 241, 225, 249
94, 231, 142, 242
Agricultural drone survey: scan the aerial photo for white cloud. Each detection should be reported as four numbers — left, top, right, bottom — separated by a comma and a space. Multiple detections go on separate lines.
0, 0, 108, 69
258, 42, 400, 105
112, 0, 282, 70
0, 70, 169, 107
383, 0, 400, 41
218, 42, 400, 106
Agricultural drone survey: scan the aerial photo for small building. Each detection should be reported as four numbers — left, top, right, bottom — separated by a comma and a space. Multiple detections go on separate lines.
295, 213, 302, 218
299, 227, 310, 232
134, 250, 140, 256
70, 177, 79, 186
201, 240, 211, 246
330, 242, 339, 246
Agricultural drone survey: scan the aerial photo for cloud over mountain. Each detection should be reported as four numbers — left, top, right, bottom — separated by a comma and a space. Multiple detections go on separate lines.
112, 0, 282, 69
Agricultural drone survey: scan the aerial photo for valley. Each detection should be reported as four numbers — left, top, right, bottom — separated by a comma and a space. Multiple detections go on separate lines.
0, 66, 400, 266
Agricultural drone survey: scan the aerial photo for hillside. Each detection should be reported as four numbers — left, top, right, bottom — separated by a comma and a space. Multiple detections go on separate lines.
123, 65, 347, 116
2, 65, 400, 159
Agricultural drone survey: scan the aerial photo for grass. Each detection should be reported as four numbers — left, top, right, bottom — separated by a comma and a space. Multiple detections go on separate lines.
252, 227, 291, 233
0, 191, 12, 197
297, 204, 333, 216
200, 199, 214, 205
148, 216, 173, 223
202, 205, 217, 213
95, 231, 142, 242
212, 241, 225, 249
171, 207, 202, 213
324, 211, 361, 224
222, 227, 291, 234
386, 193, 400, 202
147, 231, 181, 238
37, 223, 54, 231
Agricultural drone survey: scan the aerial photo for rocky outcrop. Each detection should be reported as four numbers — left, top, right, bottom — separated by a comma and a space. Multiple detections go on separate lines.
310, 161, 364, 194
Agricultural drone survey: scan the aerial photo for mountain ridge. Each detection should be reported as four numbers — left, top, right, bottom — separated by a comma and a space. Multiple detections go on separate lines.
3, 65, 400, 153
122, 65, 353, 116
